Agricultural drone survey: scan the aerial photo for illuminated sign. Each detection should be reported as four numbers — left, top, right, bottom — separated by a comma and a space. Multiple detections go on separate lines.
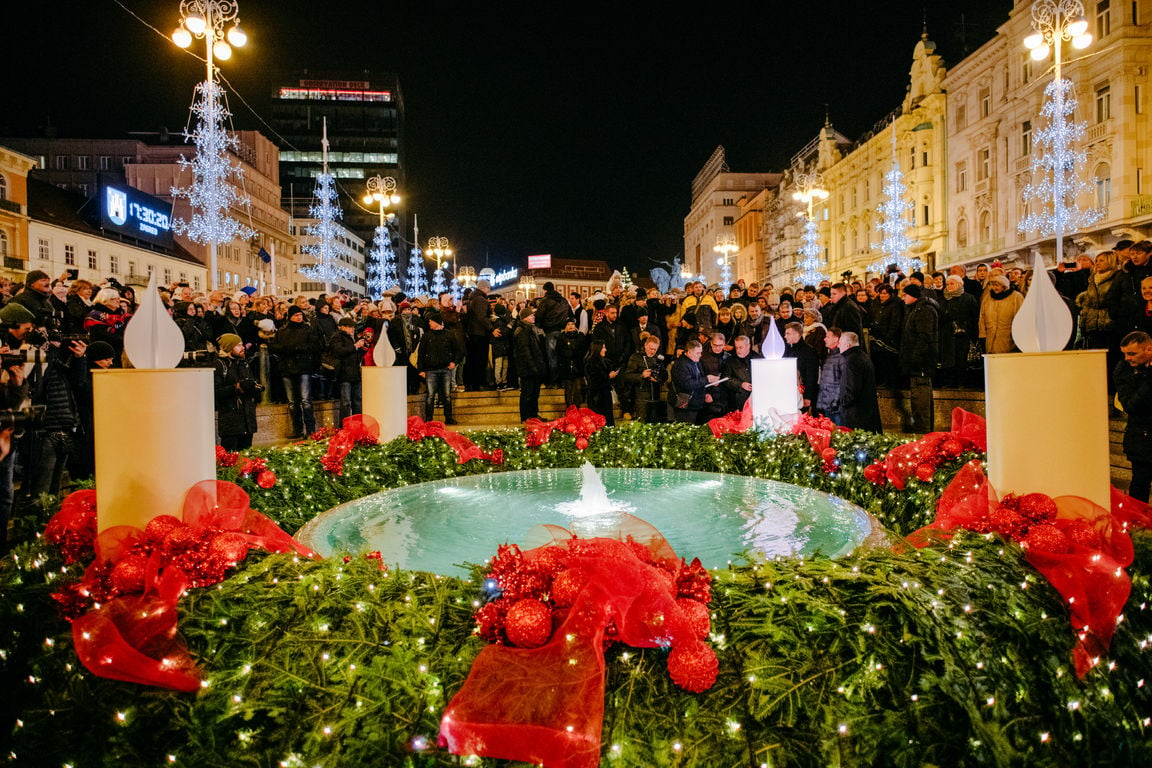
492, 268, 519, 286
100, 183, 173, 248
527, 254, 552, 269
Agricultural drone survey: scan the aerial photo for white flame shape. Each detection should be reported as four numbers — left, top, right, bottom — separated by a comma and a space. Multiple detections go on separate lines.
1011, 251, 1074, 353
373, 322, 396, 367
123, 271, 185, 369
763, 317, 786, 359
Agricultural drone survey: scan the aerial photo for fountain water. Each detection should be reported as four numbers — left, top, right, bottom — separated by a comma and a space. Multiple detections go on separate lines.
296, 464, 882, 575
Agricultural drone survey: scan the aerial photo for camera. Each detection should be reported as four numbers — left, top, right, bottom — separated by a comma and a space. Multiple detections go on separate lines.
1, 349, 42, 367
183, 349, 213, 363
238, 378, 264, 395
0, 404, 46, 433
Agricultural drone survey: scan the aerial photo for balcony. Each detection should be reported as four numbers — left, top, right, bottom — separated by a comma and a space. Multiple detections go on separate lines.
0, 198, 22, 214
1084, 120, 1110, 145
4, 256, 26, 270
1132, 195, 1152, 219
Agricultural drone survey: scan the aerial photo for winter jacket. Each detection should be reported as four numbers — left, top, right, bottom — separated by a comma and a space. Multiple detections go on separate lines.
274, 321, 320, 376
978, 290, 1024, 355
1076, 270, 1117, 334
899, 298, 939, 375
213, 354, 260, 437
417, 327, 464, 372
816, 349, 847, 415
513, 320, 546, 377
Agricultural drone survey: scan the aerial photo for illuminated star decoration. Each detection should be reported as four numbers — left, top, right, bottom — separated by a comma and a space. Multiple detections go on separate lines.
1018, 76, 1102, 242
868, 128, 922, 275
171, 79, 255, 251
430, 262, 448, 296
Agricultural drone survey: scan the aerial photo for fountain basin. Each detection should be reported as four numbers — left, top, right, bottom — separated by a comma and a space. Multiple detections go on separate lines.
296, 468, 883, 574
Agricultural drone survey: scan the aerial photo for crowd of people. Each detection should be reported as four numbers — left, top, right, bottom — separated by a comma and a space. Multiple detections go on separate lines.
2, 239, 1151, 551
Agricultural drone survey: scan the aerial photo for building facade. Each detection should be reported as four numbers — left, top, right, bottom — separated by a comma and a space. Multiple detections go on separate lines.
0, 146, 37, 279
290, 216, 367, 297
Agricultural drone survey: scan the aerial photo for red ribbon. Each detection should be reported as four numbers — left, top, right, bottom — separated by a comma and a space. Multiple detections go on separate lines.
49, 481, 318, 692
910, 460, 1151, 677
439, 515, 714, 768
524, 406, 606, 449
407, 415, 504, 464
320, 415, 381, 474
882, 408, 985, 488
707, 400, 753, 438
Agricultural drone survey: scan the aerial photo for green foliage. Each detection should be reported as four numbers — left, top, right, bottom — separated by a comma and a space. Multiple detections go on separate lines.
2, 424, 1150, 766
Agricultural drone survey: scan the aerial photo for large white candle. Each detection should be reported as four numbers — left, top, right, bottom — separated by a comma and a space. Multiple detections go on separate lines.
362, 365, 409, 442
94, 369, 216, 531
751, 358, 799, 423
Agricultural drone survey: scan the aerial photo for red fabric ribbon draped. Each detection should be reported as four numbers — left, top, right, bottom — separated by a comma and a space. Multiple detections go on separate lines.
320, 415, 381, 474
707, 400, 753, 438
883, 408, 985, 488
790, 413, 849, 455
406, 415, 504, 464
48, 481, 318, 692
440, 515, 715, 768
911, 459, 1150, 677
524, 406, 606, 449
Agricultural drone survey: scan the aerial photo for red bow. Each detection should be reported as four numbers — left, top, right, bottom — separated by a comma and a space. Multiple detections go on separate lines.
407, 416, 503, 464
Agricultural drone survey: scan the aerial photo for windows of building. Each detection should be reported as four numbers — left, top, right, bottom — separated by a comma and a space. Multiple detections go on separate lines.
163, 268, 172, 285
922, 203, 930, 227
54, 155, 70, 170
0, 174, 7, 200
99, 155, 114, 171
88, 249, 98, 270
110, 254, 119, 274
922, 149, 930, 167
64, 244, 76, 266
1097, 0, 1111, 38
979, 87, 991, 118
1022, 121, 1033, 156
978, 148, 991, 181
957, 162, 968, 192
957, 218, 969, 249
38, 238, 50, 260
193, 276, 201, 291
956, 102, 968, 130
0, 231, 7, 259
128, 260, 136, 277
1096, 83, 1112, 123
77, 155, 90, 171
1095, 162, 1112, 208
1021, 54, 1032, 85
979, 212, 992, 243
722, 216, 734, 226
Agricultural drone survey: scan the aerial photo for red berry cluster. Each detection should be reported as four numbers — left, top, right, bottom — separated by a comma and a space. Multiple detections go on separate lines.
50, 514, 252, 620
342, 550, 389, 572
973, 492, 1100, 554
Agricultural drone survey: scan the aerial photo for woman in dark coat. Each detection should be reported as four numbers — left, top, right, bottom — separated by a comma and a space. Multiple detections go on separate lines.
937, 275, 980, 387
868, 284, 904, 387
840, 332, 882, 432
583, 339, 616, 427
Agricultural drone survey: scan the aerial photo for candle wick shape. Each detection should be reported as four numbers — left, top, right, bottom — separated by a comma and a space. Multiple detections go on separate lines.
763, 318, 786, 359
123, 271, 186, 369
1011, 251, 1074, 353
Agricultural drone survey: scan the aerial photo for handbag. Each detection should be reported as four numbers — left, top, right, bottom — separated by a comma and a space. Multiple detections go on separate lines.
409, 341, 421, 368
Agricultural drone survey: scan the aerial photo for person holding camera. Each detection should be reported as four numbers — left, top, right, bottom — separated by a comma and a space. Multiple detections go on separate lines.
0, 302, 34, 553
328, 317, 366, 421
621, 332, 668, 422
214, 333, 262, 451
24, 324, 90, 502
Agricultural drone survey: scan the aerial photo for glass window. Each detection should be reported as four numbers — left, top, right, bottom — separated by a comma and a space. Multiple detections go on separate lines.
77, 156, 90, 171
0, 231, 7, 259
38, 238, 50, 260
1096, 84, 1112, 123
64, 244, 76, 266
0, 174, 7, 199
88, 249, 98, 270
54, 155, 70, 170
99, 155, 114, 170
1097, 0, 1111, 38
979, 87, 991, 118
1096, 162, 1112, 208
110, 254, 119, 273
978, 148, 991, 181
957, 162, 968, 192
1022, 121, 1032, 156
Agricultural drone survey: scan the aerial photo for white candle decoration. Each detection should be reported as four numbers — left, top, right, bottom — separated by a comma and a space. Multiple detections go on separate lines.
123, 271, 185, 370
362, 365, 408, 442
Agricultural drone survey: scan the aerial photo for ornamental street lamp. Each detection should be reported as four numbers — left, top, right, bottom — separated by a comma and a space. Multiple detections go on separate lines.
427, 236, 453, 295
171, 0, 250, 291
363, 176, 401, 297
1022, 0, 1094, 267
713, 233, 737, 289
791, 166, 830, 285
363, 175, 401, 228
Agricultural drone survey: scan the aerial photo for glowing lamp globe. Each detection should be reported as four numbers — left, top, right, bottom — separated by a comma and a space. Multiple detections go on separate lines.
184, 13, 207, 35
1030, 42, 1051, 61
1067, 17, 1089, 36
1072, 33, 1092, 49
172, 27, 193, 48
1023, 32, 1043, 50
227, 24, 247, 47
213, 41, 233, 60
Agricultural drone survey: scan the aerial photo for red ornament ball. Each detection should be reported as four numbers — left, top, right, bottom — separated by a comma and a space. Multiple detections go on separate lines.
667, 641, 719, 693
208, 532, 250, 564
939, 438, 965, 460
820, 447, 838, 463
144, 515, 184, 545
161, 524, 197, 553
110, 555, 149, 594
677, 597, 711, 639
1023, 524, 1071, 554
575, 437, 589, 451
1059, 519, 1102, 550
914, 463, 936, 482
1017, 493, 1059, 523
550, 567, 588, 608
862, 462, 887, 485
504, 599, 554, 648
256, 470, 277, 489
989, 507, 1029, 541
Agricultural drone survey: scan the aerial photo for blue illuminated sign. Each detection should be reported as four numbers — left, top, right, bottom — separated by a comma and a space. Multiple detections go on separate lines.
100, 183, 174, 248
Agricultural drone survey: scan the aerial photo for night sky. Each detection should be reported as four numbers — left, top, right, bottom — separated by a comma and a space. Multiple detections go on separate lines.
7, 0, 1011, 275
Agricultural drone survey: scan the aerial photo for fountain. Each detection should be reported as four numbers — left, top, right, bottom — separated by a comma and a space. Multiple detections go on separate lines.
296, 462, 883, 574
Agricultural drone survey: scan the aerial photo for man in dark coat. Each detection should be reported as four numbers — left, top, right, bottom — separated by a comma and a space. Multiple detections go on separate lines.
535, 281, 572, 385
213, 333, 262, 451
699, 332, 730, 422
822, 282, 865, 341
839, 331, 882, 432
10, 270, 61, 330
898, 284, 939, 433
722, 335, 755, 413
463, 280, 495, 391
1116, 331, 1152, 501
274, 304, 320, 437
417, 309, 464, 424
667, 339, 707, 424
513, 304, 547, 421
329, 317, 366, 422
868, 284, 904, 387
783, 321, 819, 414
938, 274, 980, 388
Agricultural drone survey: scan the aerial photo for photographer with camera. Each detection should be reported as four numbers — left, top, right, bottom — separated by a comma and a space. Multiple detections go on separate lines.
213, 333, 263, 451
0, 302, 36, 553
10, 270, 63, 331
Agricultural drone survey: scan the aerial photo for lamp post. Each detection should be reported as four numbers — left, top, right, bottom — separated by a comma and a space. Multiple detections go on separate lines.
171, 0, 250, 291
427, 236, 452, 295
363, 176, 401, 297
791, 166, 830, 285
713, 233, 737, 289
1022, 0, 1094, 268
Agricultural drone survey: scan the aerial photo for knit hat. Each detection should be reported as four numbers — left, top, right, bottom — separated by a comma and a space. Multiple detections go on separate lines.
338, 316, 356, 328
286, 305, 306, 320
87, 341, 116, 362
24, 270, 51, 286
217, 333, 243, 353
0, 302, 36, 325
902, 284, 923, 299
990, 276, 1011, 289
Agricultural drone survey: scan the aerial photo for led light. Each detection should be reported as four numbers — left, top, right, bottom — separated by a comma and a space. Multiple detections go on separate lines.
184, 13, 206, 35
213, 41, 233, 60
1023, 32, 1043, 50
1030, 42, 1051, 61
172, 27, 193, 47
1072, 33, 1092, 49
1067, 17, 1089, 36
227, 24, 247, 47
